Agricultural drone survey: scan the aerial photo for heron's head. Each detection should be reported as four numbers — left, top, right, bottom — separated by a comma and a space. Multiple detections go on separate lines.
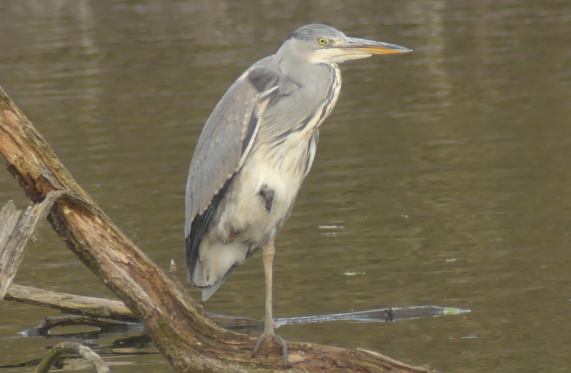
280, 24, 412, 64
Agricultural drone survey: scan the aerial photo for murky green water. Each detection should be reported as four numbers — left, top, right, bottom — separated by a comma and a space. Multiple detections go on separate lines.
1, 1, 571, 372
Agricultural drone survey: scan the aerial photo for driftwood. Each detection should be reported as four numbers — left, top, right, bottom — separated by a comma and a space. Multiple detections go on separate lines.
0, 192, 62, 299
6, 283, 261, 331
34, 341, 110, 373
0, 84, 432, 372
6, 284, 135, 321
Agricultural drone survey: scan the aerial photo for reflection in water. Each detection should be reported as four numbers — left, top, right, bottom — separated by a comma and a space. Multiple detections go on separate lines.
1, 0, 570, 372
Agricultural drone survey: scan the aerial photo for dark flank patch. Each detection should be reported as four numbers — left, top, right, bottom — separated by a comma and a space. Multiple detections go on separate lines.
248, 67, 280, 92
259, 184, 274, 213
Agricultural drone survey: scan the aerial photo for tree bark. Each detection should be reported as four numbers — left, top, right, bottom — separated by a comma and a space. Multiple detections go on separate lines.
0, 85, 432, 372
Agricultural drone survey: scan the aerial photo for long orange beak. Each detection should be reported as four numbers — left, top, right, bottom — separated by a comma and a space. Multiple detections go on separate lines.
344, 37, 413, 55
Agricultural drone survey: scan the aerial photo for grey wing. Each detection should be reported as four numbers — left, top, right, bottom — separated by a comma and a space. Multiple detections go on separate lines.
185, 65, 280, 274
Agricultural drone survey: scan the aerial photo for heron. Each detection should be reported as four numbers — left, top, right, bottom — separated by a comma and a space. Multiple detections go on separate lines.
185, 24, 411, 364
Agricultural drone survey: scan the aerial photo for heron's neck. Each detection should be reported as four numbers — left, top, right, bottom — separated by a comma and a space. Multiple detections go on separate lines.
277, 52, 338, 90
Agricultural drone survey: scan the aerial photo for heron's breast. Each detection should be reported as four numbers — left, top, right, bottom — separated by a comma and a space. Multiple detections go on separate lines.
214, 139, 311, 244
244, 142, 307, 209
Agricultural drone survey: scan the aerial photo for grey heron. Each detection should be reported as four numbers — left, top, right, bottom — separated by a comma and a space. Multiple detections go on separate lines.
185, 24, 411, 364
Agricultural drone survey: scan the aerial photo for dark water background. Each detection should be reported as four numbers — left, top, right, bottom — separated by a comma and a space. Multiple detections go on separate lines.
1, 1, 570, 372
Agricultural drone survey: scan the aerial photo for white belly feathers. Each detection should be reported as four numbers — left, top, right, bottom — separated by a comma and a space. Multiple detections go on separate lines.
216, 134, 310, 244
193, 133, 314, 287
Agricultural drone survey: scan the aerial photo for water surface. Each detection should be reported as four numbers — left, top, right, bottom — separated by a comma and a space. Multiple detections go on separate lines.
1, 1, 570, 372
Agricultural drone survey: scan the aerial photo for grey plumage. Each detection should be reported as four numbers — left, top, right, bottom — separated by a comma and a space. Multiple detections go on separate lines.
186, 32, 339, 298
184, 75, 275, 236
184, 23, 411, 364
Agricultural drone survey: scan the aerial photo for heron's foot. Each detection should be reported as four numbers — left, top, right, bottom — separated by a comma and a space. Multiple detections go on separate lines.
252, 331, 290, 367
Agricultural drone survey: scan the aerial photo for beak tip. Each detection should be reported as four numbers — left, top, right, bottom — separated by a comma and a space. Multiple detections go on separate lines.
391, 46, 413, 55
395, 46, 413, 54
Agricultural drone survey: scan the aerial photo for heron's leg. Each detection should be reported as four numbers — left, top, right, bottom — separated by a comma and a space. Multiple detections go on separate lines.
262, 241, 276, 334
252, 241, 289, 366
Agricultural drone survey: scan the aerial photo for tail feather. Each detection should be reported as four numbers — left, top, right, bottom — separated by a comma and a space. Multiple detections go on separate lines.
199, 265, 237, 301
201, 282, 223, 302
189, 239, 247, 301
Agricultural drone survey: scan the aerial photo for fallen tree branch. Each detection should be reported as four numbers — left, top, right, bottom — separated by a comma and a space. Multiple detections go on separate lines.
34, 341, 110, 373
0, 85, 432, 372
6, 283, 261, 330
6, 284, 135, 321
0, 192, 62, 299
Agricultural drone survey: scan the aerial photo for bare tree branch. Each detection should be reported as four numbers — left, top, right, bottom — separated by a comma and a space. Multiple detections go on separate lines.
0, 192, 62, 299
5, 284, 135, 321
6, 283, 261, 330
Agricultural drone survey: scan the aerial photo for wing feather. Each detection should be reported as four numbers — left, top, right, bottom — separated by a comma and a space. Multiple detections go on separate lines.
185, 65, 280, 276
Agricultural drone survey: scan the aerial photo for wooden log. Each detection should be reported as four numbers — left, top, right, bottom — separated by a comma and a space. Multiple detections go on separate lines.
0, 85, 432, 372
5, 283, 261, 330
5, 284, 135, 321
0, 192, 63, 299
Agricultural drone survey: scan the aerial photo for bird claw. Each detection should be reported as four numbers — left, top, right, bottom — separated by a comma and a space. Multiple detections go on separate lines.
252, 331, 290, 367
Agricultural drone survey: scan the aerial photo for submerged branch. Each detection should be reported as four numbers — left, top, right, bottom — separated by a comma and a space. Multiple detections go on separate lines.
22, 315, 141, 337
34, 341, 109, 373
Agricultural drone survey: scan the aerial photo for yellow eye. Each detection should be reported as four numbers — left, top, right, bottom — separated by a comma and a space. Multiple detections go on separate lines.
318, 38, 328, 46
